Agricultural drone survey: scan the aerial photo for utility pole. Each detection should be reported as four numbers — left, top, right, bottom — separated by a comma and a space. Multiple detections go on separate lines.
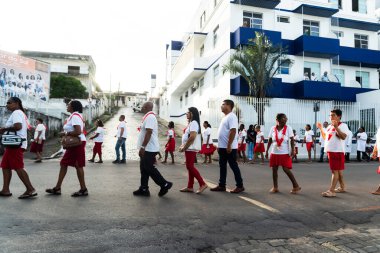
109, 73, 112, 114
116, 82, 121, 107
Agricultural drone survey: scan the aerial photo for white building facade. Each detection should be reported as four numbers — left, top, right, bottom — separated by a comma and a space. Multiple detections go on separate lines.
160, 0, 380, 136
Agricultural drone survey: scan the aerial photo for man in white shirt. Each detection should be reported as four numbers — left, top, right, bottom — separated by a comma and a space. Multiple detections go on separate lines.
113, 115, 127, 164
318, 121, 328, 162
356, 126, 370, 162
210, 99, 244, 193
134, 102, 172, 197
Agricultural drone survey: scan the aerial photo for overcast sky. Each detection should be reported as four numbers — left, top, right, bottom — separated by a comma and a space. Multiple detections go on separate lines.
1, 0, 201, 93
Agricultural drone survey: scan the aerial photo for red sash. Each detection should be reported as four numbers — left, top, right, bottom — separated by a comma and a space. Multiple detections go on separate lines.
327, 122, 342, 141
137, 112, 155, 132
274, 125, 287, 147
65, 113, 86, 135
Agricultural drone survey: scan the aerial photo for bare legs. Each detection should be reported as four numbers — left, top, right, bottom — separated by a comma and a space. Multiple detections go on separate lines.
54, 165, 87, 190
163, 151, 174, 164
270, 166, 300, 193
1, 168, 35, 194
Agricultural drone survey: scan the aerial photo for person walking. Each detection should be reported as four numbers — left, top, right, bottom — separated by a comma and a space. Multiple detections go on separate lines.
113, 115, 127, 164
162, 121, 175, 164
265, 113, 301, 194
302, 124, 315, 162
237, 124, 247, 163
318, 122, 328, 162
210, 99, 244, 193
200, 121, 216, 164
30, 118, 46, 163
356, 127, 370, 162
293, 129, 299, 163
88, 119, 105, 163
133, 102, 173, 197
46, 100, 88, 197
317, 109, 350, 197
246, 124, 255, 162
0, 97, 37, 199
345, 128, 353, 163
253, 125, 265, 164
179, 107, 208, 194
371, 127, 380, 195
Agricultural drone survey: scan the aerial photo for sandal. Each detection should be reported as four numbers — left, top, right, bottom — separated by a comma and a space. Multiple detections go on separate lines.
321, 190, 336, 198
18, 191, 38, 199
290, 187, 301, 194
0, 191, 12, 197
335, 187, 346, 193
371, 191, 380, 195
88, 159, 95, 163
71, 188, 88, 197
46, 187, 61, 195
269, 188, 279, 193
179, 187, 194, 193
95, 161, 103, 163
34, 160, 42, 163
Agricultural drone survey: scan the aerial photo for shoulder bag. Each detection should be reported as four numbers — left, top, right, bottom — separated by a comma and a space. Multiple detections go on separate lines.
1, 131, 25, 148
61, 135, 81, 149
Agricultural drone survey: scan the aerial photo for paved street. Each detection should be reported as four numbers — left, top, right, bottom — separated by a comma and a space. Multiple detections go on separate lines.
1, 108, 380, 253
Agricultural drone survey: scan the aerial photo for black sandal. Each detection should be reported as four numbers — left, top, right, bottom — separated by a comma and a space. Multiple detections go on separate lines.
0, 191, 12, 197
18, 191, 38, 199
71, 188, 88, 197
46, 187, 61, 195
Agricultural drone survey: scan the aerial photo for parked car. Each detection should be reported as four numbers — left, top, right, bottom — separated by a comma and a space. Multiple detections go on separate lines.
132, 103, 142, 113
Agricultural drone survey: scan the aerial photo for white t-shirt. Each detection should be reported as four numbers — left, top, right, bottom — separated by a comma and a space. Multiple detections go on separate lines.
324, 123, 350, 153
167, 129, 174, 140
376, 128, 380, 157
345, 130, 353, 153
5, 109, 28, 149
256, 132, 264, 144
217, 112, 238, 149
117, 121, 127, 138
238, 129, 247, 144
63, 113, 86, 141
182, 121, 199, 144
203, 127, 213, 144
268, 125, 294, 155
305, 130, 314, 142
34, 123, 46, 140
137, 112, 159, 152
93, 127, 105, 142
356, 132, 368, 152
319, 128, 327, 147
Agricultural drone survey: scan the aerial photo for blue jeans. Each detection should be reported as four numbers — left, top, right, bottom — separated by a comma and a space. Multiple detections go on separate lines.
320, 147, 325, 161
115, 138, 126, 160
247, 142, 254, 160
218, 148, 243, 188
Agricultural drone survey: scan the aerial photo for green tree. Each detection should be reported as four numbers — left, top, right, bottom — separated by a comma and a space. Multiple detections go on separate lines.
50, 75, 88, 99
222, 32, 292, 125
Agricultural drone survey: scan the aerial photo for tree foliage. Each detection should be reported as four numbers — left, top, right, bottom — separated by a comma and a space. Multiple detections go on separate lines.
50, 75, 88, 99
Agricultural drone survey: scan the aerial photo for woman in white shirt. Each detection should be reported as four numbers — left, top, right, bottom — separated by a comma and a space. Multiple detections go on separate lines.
200, 121, 216, 164
265, 113, 301, 194
46, 100, 88, 197
0, 97, 37, 199
88, 119, 105, 163
356, 127, 370, 162
302, 124, 315, 163
253, 125, 265, 164
237, 124, 247, 163
345, 129, 353, 163
30, 118, 46, 163
179, 107, 208, 194
371, 127, 380, 195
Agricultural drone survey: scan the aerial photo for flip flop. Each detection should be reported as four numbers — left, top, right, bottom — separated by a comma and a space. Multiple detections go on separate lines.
321, 190, 336, 197
371, 191, 380, 195
269, 188, 279, 193
335, 187, 346, 193
0, 192, 12, 197
18, 191, 38, 199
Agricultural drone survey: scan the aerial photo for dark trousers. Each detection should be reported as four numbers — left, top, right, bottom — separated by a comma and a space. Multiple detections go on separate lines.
140, 151, 167, 189
345, 153, 350, 162
319, 147, 325, 161
218, 148, 243, 188
357, 151, 370, 161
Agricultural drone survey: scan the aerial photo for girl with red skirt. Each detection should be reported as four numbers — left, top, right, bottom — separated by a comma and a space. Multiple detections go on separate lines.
253, 125, 265, 164
237, 124, 247, 163
162, 121, 176, 164
0, 97, 37, 199
200, 121, 216, 163
88, 119, 105, 163
302, 124, 315, 162
265, 113, 301, 194
46, 100, 88, 197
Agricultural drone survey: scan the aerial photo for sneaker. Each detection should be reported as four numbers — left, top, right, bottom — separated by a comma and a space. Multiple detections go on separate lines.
112, 159, 120, 164
210, 186, 226, 192
158, 182, 173, 197
230, 187, 245, 194
133, 188, 150, 197
120, 159, 126, 164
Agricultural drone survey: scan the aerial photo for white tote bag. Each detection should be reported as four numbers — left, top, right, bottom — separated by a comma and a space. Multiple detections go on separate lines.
188, 134, 202, 151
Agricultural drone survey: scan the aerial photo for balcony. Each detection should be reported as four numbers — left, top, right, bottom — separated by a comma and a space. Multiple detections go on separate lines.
338, 46, 380, 68
292, 4, 338, 17
332, 17, 380, 32
231, 27, 282, 48
293, 35, 339, 58
230, 0, 280, 9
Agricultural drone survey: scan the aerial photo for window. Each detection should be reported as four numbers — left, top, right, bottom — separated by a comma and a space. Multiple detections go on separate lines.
243, 11, 263, 29
213, 65, 220, 86
277, 16, 289, 23
278, 60, 290, 75
303, 20, 319, 36
200, 11, 206, 28
332, 69, 345, 85
68, 66, 80, 75
304, 62, 321, 81
180, 96, 183, 108
352, 0, 367, 13
213, 25, 219, 47
185, 91, 188, 105
191, 82, 197, 94
354, 34, 368, 49
214, 0, 218, 7
329, 0, 342, 9
200, 45, 204, 57
356, 71, 370, 88
199, 77, 204, 96
332, 30, 344, 38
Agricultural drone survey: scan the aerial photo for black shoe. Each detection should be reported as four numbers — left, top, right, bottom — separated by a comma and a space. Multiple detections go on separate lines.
318, 160, 323, 163
71, 188, 88, 197
120, 159, 126, 164
112, 159, 120, 164
158, 182, 173, 197
46, 187, 61, 195
133, 188, 150, 197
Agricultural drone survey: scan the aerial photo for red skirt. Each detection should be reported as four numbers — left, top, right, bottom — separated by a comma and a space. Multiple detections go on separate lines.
93, 142, 102, 155
269, 154, 292, 169
327, 152, 345, 171
200, 144, 216, 155
238, 143, 247, 152
306, 142, 313, 151
254, 143, 265, 153
60, 141, 86, 168
1, 148, 25, 170
165, 138, 176, 152
30, 140, 44, 153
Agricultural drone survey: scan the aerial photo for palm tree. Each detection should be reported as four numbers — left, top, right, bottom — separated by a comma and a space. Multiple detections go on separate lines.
222, 32, 292, 125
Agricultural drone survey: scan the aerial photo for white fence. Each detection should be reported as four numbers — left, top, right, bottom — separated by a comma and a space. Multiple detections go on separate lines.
207, 96, 380, 138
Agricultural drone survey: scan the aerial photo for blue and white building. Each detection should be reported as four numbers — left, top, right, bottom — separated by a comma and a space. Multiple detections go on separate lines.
159, 0, 380, 135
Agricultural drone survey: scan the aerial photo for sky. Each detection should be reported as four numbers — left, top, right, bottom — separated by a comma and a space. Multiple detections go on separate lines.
0, 0, 201, 93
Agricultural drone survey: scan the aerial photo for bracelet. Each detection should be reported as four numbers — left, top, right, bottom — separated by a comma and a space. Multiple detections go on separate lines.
141, 146, 145, 149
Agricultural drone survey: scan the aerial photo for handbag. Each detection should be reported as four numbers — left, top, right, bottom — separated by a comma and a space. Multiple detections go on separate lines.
188, 134, 202, 151
1, 131, 25, 148
61, 135, 81, 149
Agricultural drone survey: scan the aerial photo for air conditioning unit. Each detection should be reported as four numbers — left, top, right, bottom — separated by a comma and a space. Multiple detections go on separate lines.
193, 81, 199, 89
